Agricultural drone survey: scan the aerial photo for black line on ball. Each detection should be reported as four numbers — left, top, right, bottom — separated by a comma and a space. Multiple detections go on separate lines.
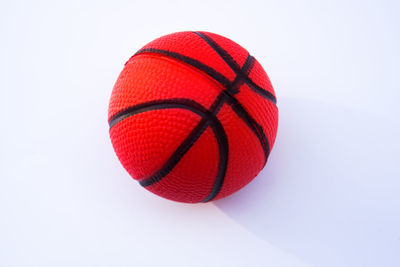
140, 118, 209, 187
109, 97, 229, 201
133, 49, 271, 162
139, 94, 226, 189
109, 98, 210, 129
242, 54, 256, 74
135, 48, 231, 88
193, 31, 277, 104
229, 53, 255, 94
223, 93, 270, 165
201, 97, 229, 202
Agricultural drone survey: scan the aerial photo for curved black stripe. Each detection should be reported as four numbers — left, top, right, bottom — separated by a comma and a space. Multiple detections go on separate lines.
229, 54, 255, 94
139, 117, 209, 187
136, 96, 228, 201
245, 78, 277, 104
108, 98, 219, 187
135, 48, 231, 87
224, 93, 270, 165
225, 55, 267, 159
118, 51, 268, 165
201, 108, 229, 202
108, 98, 208, 129
109, 96, 229, 201
242, 54, 255, 73
193, 31, 277, 104
194, 31, 242, 71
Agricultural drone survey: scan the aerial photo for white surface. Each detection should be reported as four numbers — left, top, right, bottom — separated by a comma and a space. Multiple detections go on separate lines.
1, 1, 399, 266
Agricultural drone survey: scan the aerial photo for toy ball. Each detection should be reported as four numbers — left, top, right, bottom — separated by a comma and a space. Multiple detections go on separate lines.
108, 31, 278, 203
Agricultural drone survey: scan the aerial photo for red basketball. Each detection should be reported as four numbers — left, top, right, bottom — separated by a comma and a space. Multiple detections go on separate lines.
108, 31, 278, 203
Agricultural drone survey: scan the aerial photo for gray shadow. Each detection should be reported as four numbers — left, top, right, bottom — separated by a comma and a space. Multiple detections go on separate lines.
215, 97, 400, 267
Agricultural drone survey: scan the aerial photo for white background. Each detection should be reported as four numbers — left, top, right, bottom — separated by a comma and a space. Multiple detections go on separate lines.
1, 0, 399, 266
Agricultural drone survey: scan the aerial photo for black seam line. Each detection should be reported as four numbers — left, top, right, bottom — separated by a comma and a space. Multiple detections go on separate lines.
218, 53, 270, 165
108, 98, 223, 189
131, 50, 268, 157
193, 31, 277, 104
109, 98, 210, 129
134, 48, 275, 104
135, 48, 231, 88
224, 93, 270, 165
201, 116, 228, 202
200, 94, 228, 202
140, 118, 208, 187
229, 54, 255, 94
138, 95, 228, 194
242, 54, 256, 74
131, 49, 267, 164
202, 55, 263, 201
201, 55, 253, 202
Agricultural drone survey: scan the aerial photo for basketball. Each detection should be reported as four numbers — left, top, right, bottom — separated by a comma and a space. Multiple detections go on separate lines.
108, 31, 278, 203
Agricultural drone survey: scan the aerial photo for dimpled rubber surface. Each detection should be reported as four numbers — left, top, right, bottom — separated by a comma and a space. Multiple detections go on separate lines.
108, 31, 278, 203
109, 109, 201, 180
214, 103, 265, 200
145, 127, 220, 203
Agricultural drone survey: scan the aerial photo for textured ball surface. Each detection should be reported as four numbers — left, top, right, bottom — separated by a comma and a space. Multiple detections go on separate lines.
108, 31, 278, 203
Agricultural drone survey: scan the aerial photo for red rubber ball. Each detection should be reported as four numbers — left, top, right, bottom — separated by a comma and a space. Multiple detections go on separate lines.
108, 31, 278, 203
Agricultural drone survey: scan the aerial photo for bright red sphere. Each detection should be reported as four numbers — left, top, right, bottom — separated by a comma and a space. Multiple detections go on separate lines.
108, 31, 278, 203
